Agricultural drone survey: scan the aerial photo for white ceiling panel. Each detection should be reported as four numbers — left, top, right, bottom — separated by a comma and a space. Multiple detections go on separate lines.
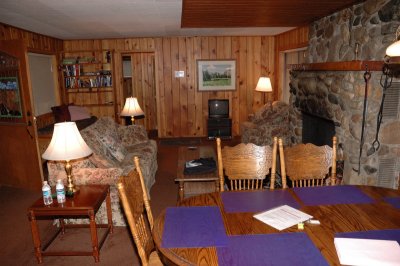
0, 0, 293, 39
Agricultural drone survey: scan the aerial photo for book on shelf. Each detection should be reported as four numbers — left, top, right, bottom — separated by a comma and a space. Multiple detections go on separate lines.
63, 64, 81, 77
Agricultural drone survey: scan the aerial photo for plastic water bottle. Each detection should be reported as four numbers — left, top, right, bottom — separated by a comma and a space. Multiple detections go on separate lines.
56, 179, 66, 204
42, 181, 53, 206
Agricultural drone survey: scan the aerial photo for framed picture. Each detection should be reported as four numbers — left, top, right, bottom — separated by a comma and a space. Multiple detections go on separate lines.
197, 60, 236, 91
0, 76, 23, 119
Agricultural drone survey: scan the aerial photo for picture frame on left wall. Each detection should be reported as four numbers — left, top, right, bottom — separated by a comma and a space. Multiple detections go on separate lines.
0, 76, 23, 119
197, 60, 236, 91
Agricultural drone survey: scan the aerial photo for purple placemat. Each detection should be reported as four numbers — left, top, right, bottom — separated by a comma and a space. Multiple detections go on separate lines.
293, 185, 374, 206
217, 233, 328, 266
221, 190, 300, 213
335, 229, 400, 244
162, 206, 228, 248
384, 197, 400, 209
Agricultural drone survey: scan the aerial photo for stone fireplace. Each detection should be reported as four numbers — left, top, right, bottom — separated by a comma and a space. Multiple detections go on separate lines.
302, 112, 335, 147
288, 0, 400, 189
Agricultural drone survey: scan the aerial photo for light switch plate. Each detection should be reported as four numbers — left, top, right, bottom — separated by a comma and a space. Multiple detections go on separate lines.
175, 71, 185, 78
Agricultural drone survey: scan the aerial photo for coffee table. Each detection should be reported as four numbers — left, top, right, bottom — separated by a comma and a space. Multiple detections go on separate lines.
175, 146, 219, 201
27, 185, 113, 263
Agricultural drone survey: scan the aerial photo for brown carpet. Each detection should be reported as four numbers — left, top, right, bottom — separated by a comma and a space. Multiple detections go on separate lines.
0, 137, 239, 265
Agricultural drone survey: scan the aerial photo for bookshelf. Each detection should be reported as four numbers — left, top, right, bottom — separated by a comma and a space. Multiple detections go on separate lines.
60, 50, 116, 119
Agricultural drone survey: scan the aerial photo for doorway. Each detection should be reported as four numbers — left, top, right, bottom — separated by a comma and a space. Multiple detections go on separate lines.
280, 47, 307, 103
121, 53, 157, 133
28, 53, 59, 116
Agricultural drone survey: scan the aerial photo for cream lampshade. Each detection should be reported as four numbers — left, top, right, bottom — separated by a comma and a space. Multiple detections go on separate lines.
255, 77, 273, 92
120, 97, 144, 123
42, 122, 92, 195
386, 26, 400, 57
386, 40, 400, 57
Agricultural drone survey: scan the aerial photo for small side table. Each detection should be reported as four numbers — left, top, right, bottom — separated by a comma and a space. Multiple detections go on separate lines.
27, 185, 113, 263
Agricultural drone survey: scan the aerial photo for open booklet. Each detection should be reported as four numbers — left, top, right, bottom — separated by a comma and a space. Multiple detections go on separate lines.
253, 205, 313, 231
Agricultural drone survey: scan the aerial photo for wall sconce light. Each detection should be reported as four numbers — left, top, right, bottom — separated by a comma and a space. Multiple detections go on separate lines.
386, 26, 400, 57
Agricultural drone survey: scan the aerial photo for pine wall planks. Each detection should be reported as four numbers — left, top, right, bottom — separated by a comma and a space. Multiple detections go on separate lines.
64, 36, 275, 137
0, 23, 307, 138
0, 23, 63, 52
155, 36, 275, 137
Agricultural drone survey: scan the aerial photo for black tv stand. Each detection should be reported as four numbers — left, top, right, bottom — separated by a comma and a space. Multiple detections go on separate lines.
207, 117, 232, 140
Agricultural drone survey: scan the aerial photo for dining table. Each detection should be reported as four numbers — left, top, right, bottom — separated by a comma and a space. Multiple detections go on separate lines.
152, 185, 400, 266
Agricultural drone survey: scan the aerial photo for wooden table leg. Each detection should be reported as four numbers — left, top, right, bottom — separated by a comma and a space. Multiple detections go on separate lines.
28, 210, 42, 264
215, 179, 220, 192
105, 187, 113, 233
89, 210, 99, 262
178, 181, 184, 201
60, 218, 65, 234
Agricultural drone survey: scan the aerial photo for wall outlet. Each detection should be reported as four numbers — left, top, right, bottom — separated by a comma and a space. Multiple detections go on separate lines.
175, 71, 185, 78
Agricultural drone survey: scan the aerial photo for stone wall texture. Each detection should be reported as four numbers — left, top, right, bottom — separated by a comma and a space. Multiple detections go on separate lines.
290, 0, 400, 188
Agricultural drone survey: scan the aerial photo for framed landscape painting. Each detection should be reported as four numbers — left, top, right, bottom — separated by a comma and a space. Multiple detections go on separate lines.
197, 60, 236, 91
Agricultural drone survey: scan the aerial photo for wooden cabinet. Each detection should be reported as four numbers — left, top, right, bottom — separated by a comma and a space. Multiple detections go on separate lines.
60, 50, 116, 119
207, 118, 232, 139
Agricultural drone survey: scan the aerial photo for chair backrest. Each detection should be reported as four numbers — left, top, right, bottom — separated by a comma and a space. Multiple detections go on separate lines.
133, 156, 154, 229
216, 137, 278, 191
117, 158, 155, 266
279, 136, 337, 187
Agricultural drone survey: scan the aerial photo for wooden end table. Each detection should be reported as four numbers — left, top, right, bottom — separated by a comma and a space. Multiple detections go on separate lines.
27, 185, 113, 263
175, 146, 219, 201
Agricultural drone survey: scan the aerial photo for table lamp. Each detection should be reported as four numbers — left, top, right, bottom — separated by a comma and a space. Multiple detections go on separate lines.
42, 122, 92, 195
120, 96, 144, 124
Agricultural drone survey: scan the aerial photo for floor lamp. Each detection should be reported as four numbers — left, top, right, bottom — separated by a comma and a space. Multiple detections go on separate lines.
255, 77, 273, 103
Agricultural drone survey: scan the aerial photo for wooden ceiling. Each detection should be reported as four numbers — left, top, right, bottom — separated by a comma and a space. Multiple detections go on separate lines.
181, 0, 364, 28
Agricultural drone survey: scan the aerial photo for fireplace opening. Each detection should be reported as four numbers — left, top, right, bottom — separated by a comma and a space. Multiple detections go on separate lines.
302, 112, 335, 147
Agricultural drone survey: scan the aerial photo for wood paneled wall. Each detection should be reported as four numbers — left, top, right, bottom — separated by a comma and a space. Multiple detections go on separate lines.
64, 36, 275, 137
155, 36, 275, 137
274, 26, 309, 100
0, 23, 63, 52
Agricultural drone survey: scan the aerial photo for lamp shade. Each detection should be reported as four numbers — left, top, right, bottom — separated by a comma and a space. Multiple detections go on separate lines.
255, 77, 273, 92
42, 122, 92, 161
120, 97, 144, 117
386, 39, 400, 57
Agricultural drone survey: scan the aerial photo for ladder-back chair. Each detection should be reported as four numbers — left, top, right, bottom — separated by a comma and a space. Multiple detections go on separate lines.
216, 137, 279, 191
279, 136, 337, 187
117, 157, 162, 266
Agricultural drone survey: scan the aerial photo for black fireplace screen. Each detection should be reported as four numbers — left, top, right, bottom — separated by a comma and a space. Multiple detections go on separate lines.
302, 112, 335, 147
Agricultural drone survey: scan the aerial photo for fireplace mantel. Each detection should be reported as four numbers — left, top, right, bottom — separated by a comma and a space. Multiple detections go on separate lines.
289, 60, 384, 72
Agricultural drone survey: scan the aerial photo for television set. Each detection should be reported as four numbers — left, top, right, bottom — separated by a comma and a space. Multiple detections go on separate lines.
208, 99, 229, 118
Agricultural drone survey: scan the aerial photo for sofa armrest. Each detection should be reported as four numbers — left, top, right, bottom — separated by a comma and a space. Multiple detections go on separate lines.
118, 124, 149, 146
47, 161, 123, 186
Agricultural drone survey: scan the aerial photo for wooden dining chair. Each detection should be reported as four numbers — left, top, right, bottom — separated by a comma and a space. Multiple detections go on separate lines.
216, 137, 279, 191
133, 156, 154, 229
117, 157, 163, 266
279, 136, 337, 187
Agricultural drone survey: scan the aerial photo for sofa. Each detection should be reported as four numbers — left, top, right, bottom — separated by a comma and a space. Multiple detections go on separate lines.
241, 101, 291, 146
47, 117, 158, 226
